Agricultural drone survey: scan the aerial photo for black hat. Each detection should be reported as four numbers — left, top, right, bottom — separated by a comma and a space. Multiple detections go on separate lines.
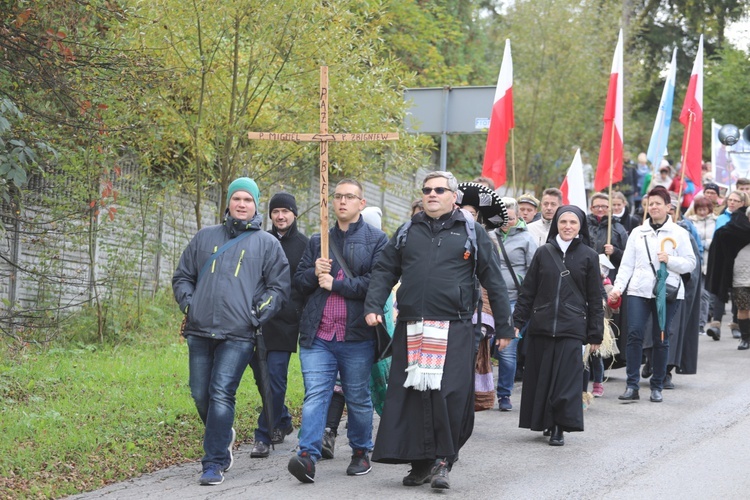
268, 192, 298, 217
703, 182, 720, 195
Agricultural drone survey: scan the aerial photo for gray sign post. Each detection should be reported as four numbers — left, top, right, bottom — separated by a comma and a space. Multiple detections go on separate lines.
403, 86, 496, 171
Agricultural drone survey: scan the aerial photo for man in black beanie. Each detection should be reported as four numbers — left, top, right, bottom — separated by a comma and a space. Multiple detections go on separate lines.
249, 192, 309, 458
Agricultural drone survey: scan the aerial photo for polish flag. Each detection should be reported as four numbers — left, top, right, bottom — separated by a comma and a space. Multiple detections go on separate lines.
679, 35, 703, 188
561, 149, 588, 212
482, 39, 514, 188
594, 30, 624, 192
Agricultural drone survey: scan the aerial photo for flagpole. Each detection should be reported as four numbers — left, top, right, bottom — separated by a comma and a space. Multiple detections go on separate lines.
676, 111, 694, 222
607, 124, 615, 246
511, 129, 516, 194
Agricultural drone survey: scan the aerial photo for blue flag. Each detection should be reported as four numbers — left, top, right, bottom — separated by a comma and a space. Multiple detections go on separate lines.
647, 48, 677, 170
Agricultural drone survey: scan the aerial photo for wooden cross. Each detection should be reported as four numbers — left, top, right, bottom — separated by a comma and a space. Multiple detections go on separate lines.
248, 66, 399, 258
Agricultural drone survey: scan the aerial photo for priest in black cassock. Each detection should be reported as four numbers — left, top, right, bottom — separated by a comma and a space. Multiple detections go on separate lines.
364, 171, 514, 491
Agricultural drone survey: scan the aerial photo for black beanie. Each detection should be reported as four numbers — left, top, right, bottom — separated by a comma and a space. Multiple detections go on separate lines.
268, 192, 298, 217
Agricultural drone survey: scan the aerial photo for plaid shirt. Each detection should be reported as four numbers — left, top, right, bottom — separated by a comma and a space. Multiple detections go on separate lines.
316, 269, 347, 342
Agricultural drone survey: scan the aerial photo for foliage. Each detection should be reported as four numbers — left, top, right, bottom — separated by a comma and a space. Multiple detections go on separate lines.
703, 45, 750, 141
0, 289, 305, 498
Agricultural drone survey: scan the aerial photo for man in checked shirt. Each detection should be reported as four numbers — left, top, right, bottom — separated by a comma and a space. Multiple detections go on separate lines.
288, 179, 388, 484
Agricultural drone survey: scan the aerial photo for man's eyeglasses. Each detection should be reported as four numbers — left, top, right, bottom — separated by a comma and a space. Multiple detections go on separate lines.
333, 193, 361, 201
591, 205, 609, 210
422, 187, 452, 195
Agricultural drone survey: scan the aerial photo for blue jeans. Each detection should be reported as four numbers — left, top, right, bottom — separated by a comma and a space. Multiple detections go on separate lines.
186, 335, 255, 468
625, 296, 680, 391
496, 300, 518, 399
249, 350, 293, 445
496, 337, 519, 398
298, 337, 375, 461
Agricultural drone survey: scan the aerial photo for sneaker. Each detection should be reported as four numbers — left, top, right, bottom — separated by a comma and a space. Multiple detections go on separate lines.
199, 464, 225, 486
592, 382, 604, 398
498, 396, 512, 411
346, 449, 372, 476
430, 459, 450, 489
288, 452, 315, 483
250, 440, 270, 458
271, 425, 294, 445
322, 428, 336, 459
225, 427, 236, 471
402, 461, 433, 486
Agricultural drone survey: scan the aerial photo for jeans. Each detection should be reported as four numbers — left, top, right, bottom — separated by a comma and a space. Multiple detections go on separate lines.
298, 337, 375, 461
496, 300, 518, 399
496, 337, 519, 398
625, 296, 680, 391
249, 349, 293, 445
186, 335, 255, 468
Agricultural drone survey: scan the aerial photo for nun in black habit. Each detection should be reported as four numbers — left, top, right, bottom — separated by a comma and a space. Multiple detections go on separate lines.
513, 206, 604, 446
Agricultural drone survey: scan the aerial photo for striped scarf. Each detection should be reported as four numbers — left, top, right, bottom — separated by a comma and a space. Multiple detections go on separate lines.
403, 319, 450, 391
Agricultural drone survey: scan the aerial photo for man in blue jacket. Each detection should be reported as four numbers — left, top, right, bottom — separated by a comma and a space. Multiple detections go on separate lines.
288, 179, 388, 484
172, 177, 290, 486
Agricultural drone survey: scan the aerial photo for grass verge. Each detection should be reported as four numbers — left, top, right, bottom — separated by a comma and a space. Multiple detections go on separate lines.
0, 294, 303, 499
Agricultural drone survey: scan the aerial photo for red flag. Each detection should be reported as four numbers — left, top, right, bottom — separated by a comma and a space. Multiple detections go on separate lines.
594, 30, 624, 192
560, 149, 588, 211
482, 39, 514, 188
679, 35, 703, 188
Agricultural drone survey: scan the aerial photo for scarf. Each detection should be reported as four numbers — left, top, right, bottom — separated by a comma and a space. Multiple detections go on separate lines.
403, 319, 450, 391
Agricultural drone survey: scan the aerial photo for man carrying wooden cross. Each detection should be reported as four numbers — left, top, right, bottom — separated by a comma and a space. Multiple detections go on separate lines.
289, 178, 388, 483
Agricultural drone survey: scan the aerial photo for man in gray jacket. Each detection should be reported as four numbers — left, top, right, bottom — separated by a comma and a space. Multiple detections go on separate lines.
172, 177, 289, 486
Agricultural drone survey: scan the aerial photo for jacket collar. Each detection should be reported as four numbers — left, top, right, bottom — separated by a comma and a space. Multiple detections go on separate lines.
270, 219, 299, 240
224, 212, 263, 238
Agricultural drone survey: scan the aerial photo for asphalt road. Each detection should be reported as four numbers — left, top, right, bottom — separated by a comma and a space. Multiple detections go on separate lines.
69, 331, 750, 499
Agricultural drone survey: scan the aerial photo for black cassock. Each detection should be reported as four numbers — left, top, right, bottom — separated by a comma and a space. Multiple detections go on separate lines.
372, 319, 474, 464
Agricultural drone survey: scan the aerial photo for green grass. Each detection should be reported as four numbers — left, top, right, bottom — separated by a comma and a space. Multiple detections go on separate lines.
0, 294, 303, 499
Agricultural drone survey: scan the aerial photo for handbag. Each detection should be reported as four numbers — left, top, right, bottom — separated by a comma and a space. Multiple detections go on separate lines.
330, 240, 393, 361
644, 238, 680, 303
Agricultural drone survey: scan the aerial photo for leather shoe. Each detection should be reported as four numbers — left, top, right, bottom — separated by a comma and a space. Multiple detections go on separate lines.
250, 441, 270, 458
706, 323, 721, 341
618, 388, 639, 402
650, 389, 663, 402
738, 340, 750, 350
663, 373, 675, 390
549, 425, 564, 446
641, 361, 652, 379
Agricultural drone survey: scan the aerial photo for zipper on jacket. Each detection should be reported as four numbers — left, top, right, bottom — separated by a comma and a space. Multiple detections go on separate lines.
551, 262, 563, 337
234, 249, 245, 277
211, 245, 218, 274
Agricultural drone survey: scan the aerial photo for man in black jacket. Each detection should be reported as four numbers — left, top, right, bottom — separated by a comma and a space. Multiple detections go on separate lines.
249, 193, 309, 458
288, 179, 388, 484
364, 171, 514, 490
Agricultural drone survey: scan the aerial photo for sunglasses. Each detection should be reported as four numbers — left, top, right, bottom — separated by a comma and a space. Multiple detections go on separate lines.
422, 187, 452, 195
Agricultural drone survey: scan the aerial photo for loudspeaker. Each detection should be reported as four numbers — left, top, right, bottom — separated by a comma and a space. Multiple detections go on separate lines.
743, 125, 750, 144
718, 123, 740, 146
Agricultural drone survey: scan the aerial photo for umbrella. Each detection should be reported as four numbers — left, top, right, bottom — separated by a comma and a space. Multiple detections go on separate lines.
253, 309, 276, 449
655, 237, 678, 341
456, 182, 508, 229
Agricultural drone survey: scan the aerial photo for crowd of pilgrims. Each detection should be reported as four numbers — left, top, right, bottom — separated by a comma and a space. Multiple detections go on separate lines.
465, 162, 750, 438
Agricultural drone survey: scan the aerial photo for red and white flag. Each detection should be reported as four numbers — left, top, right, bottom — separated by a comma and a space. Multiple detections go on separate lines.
561, 149, 588, 212
482, 39, 514, 188
679, 35, 703, 188
594, 30, 624, 192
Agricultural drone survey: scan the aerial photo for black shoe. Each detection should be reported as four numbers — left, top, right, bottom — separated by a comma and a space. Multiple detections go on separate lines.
321, 428, 336, 459
549, 425, 564, 446
403, 460, 433, 486
641, 361, 652, 379
707, 325, 721, 341
663, 373, 675, 390
650, 389, 663, 402
618, 388, 640, 402
346, 449, 372, 476
250, 440, 270, 458
543, 428, 551, 437
288, 452, 315, 483
271, 425, 294, 445
730, 323, 741, 339
738, 340, 750, 350
430, 460, 450, 489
